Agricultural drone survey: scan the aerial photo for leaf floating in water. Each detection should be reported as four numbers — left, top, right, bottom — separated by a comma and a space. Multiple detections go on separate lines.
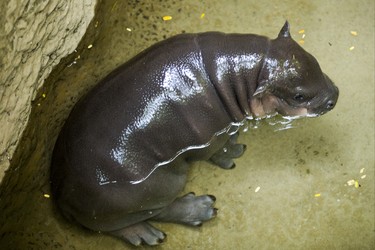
162, 15, 172, 21
347, 179, 356, 186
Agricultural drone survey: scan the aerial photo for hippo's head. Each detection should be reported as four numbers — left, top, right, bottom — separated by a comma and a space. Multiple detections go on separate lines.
251, 21, 339, 118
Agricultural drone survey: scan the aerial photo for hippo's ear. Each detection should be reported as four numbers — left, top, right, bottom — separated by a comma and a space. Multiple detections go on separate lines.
278, 20, 291, 38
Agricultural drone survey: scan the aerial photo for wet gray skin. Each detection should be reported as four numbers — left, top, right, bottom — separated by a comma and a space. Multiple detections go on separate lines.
50, 21, 339, 246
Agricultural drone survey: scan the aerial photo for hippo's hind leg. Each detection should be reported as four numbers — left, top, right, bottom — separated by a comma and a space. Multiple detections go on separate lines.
107, 193, 217, 246
152, 192, 217, 226
209, 132, 247, 169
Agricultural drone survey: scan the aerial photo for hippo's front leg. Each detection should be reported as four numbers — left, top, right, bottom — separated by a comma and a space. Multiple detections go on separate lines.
209, 133, 247, 169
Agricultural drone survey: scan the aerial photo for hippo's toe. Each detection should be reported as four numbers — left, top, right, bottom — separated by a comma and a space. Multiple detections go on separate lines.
109, 222, 166, 246
210, 141, 247, 169
152, 192, 217, 226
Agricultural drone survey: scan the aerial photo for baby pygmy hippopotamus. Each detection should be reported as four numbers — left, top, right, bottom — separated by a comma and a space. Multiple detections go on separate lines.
50, 21, 338, 246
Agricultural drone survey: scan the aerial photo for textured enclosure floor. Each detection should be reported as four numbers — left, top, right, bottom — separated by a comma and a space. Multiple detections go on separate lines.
0, 0, 373, 249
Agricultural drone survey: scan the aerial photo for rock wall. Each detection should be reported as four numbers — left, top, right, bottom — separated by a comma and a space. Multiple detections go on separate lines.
0, 0, 97, 183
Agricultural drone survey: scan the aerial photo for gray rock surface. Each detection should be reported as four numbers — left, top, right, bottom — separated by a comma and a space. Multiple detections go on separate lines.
0, 0, 97, 182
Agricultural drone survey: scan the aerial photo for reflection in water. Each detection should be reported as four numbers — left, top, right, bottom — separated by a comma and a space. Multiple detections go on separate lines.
244, 114, 304, 132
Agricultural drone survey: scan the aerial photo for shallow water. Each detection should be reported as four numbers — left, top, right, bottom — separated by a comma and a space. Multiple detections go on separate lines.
0, 0, 374, 249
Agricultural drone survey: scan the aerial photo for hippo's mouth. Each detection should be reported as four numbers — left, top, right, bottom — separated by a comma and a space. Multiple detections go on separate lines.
274, 101, 331, 118
249, 94, 310, 118
277, 103, 336, 118
250, 92, 337, 120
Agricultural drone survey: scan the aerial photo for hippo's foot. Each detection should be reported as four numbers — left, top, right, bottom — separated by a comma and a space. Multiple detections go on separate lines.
108, 193, 216, 246
108, 221, 166, 246
152, 192, 217, 226
209, 133, 247, 169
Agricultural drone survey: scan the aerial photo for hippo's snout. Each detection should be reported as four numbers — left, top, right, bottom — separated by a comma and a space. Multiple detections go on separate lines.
311, 79, 339, 116
326, 100, 335, 110
325, 76, 339, 109
325, 84, 339, 109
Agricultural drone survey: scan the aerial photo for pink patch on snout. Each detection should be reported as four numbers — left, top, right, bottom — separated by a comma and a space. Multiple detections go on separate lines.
249, 98, 267, 117
250, 94, 309, 118
249, 95, 280, 117
284, 107, 308, 117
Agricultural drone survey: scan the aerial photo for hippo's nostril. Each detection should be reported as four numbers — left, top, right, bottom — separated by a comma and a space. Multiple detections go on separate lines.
326, 100, 335, 109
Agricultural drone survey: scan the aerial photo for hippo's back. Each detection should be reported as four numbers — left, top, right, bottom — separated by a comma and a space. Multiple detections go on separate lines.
50, 33, 234, 199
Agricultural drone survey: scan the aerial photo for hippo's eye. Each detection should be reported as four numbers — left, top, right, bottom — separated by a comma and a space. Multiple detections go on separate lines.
294, 93, 305, 101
